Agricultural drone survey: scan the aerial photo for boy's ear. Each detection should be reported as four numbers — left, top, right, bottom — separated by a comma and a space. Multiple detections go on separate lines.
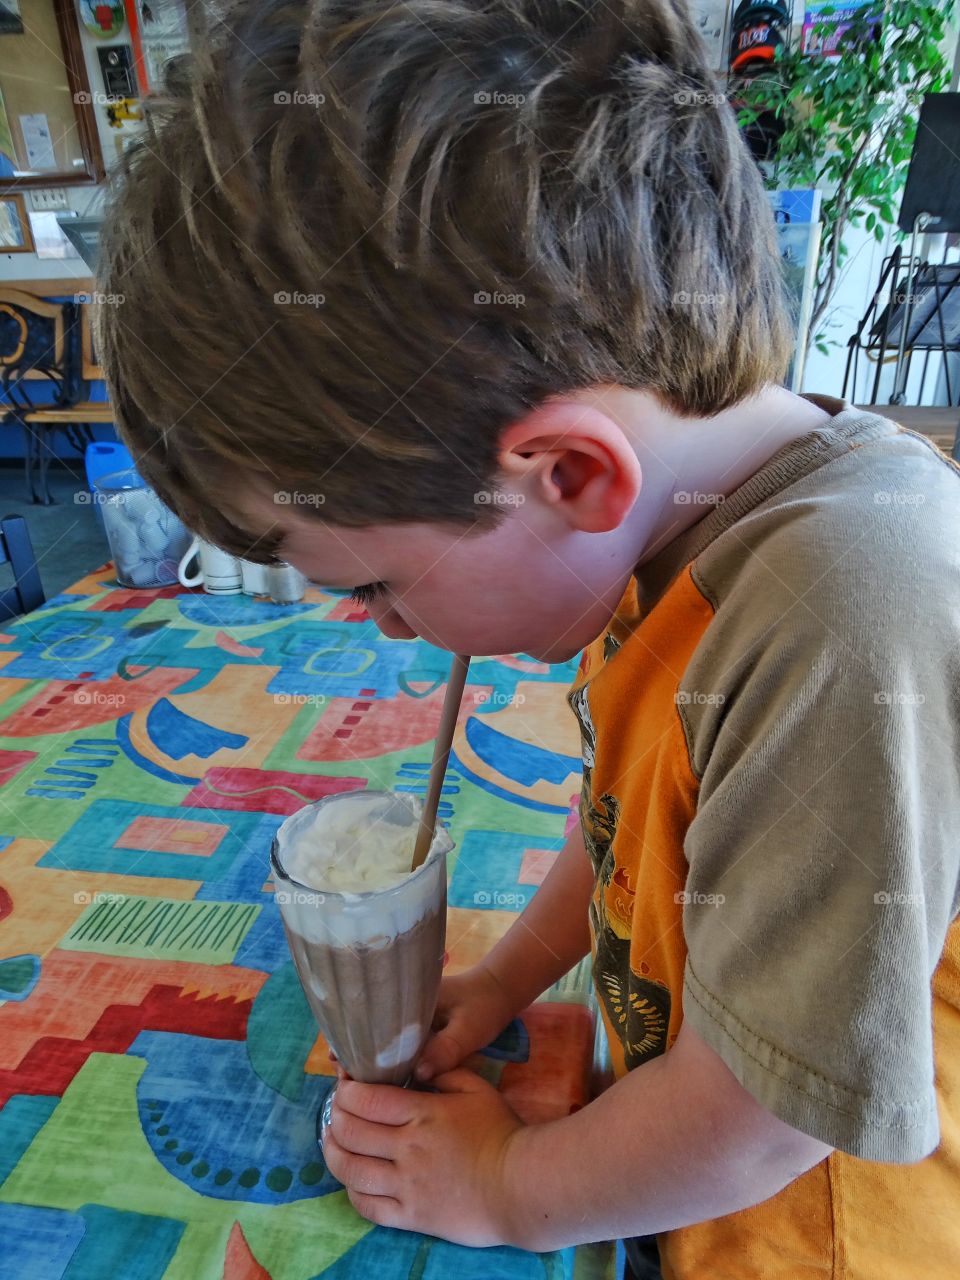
497, 399, 642, 534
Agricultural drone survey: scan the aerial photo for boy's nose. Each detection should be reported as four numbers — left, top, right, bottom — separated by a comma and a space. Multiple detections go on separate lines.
368, 602, 418, 641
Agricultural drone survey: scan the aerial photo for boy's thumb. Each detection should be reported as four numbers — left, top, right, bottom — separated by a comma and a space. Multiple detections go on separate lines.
414, 1028, 467, 1083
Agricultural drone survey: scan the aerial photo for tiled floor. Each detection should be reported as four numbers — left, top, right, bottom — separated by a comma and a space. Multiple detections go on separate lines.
0, 462, 112, 600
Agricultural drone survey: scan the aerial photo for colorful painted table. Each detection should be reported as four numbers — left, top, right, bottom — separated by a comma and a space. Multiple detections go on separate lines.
0, 565, 619, 1280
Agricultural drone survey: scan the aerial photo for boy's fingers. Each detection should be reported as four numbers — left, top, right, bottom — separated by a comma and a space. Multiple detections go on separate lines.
415, 1027, 468, 1081
430, 1066, 489, 1095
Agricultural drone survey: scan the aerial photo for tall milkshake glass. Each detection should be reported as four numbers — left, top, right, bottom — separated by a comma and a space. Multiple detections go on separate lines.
271, 790, 453, 1093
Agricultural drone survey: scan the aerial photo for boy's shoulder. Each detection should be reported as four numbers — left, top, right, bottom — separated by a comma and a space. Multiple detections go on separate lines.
671, 399, 960, 784
688, 399, 959, 642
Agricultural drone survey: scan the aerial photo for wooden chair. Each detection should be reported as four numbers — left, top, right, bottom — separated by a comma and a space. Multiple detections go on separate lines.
0, 290, 115, 505
0, 514, 46, 621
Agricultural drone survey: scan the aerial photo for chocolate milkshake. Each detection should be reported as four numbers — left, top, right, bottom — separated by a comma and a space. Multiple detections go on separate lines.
271, 790, 453, 1087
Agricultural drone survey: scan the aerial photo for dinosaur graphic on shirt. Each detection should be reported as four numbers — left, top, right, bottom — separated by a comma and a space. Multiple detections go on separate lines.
569, 677, 671, 1070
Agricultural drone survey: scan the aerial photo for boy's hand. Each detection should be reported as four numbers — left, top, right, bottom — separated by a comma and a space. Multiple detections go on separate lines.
413, 963, 519, 1083
322, 1068, 526, 1246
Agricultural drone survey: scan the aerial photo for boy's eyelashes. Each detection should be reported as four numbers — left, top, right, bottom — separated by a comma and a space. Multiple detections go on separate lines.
349, 581, 388, 606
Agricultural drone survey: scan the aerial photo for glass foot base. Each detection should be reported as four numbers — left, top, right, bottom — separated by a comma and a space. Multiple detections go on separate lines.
317, 1081, 336, 1154
316, 1072, 440, 1154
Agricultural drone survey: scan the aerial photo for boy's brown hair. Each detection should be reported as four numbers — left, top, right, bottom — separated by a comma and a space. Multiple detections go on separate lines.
95, 0, 792, 563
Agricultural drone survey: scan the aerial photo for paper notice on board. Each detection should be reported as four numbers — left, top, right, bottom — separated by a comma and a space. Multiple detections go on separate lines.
20, 113, 56, 171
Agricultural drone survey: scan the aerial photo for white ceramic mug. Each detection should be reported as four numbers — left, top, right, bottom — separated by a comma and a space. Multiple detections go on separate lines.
178, 537, 243, 594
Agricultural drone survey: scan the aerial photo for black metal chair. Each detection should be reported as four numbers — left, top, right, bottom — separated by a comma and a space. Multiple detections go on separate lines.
0, 289, 91, 505
0, 514, 45, 621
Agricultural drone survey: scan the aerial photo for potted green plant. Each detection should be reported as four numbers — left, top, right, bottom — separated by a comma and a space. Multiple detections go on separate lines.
737, 0, 957, 355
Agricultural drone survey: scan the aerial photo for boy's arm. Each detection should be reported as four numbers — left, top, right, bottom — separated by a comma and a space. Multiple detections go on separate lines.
475, 816, 595, 1012
412, 817, 595, 1082
500, 1017, 833, 1252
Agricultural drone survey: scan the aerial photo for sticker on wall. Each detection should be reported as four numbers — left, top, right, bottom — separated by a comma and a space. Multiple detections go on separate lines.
78, 1, 126, 39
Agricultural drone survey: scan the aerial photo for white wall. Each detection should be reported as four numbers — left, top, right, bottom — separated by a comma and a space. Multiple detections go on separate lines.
800, 219, 897, 404
801, 220, 959, 405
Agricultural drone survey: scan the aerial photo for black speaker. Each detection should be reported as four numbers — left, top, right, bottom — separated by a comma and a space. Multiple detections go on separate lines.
899, 93, 960, 234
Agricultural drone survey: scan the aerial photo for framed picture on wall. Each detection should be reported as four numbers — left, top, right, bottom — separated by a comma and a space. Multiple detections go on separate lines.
0, 191, 33, 252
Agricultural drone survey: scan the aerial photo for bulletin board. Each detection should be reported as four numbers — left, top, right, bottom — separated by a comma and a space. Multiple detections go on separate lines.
0, 0, 87, 178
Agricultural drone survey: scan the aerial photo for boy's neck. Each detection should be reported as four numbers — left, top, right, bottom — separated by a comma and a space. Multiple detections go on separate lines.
575, 383, 834, 569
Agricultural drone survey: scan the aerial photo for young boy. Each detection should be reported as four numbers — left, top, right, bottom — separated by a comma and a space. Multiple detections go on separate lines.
94, 0, 960, 1273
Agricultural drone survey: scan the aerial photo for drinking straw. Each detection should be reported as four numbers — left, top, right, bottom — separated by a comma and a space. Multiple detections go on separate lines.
410, 652, 470, 871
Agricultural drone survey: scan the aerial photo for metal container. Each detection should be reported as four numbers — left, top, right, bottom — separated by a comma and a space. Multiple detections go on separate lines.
264, 562, 307, 603
94, 468, 192, 588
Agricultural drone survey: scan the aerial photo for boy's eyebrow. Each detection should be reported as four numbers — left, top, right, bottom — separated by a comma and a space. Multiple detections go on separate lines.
305, 573, 353, 590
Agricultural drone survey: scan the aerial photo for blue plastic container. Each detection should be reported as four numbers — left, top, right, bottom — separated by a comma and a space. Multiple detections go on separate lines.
84, 441, 135, 498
